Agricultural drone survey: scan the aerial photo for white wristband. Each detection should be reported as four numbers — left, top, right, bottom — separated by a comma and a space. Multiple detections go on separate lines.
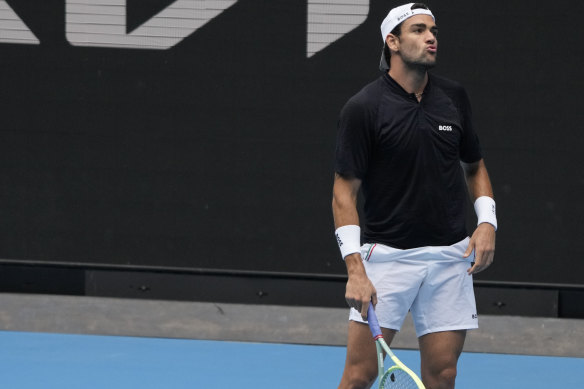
335, 225, 361, 260
474, 196, 497, 231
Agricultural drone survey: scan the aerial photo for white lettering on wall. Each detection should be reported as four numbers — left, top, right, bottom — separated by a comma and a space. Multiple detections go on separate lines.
306, 0, 369, 57
1, 1, 370, 56
0, 0, 40, 45
65, 0, 237, 49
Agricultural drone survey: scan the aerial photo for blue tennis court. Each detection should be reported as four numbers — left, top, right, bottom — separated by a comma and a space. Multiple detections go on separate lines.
0, 330, 582, 388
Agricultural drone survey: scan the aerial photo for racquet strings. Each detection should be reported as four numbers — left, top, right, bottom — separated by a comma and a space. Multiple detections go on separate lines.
380, 368, 419, 389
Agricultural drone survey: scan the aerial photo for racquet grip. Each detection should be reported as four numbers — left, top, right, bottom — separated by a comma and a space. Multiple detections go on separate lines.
367, 304, 383, 339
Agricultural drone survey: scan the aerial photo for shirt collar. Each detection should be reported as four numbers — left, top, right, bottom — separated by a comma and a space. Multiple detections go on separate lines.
382, 72, 433, 99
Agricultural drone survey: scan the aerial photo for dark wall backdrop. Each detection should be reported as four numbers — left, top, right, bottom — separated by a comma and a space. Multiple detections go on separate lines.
1, 0, 583, 287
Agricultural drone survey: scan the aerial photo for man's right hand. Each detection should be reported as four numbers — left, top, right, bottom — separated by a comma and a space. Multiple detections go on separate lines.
344, 253, 377, 320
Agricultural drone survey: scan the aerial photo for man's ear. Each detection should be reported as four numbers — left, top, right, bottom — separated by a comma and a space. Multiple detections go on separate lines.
386, 34, 399, 52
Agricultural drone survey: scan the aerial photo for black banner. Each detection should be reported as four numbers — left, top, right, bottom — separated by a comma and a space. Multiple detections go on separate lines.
1, 0, 583, 286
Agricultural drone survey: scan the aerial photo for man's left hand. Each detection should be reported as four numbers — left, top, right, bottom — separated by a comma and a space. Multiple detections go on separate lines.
464, 223, 496, 275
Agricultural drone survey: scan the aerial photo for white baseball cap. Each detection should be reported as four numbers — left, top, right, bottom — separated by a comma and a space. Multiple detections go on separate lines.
379, 3, 435, 70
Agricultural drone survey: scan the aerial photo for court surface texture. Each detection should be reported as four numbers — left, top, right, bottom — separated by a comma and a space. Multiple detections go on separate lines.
1, 330, 583, 388
0, 294, 582, 388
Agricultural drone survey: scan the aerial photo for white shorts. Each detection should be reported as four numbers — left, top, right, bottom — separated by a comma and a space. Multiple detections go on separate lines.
349, 237, 478, 337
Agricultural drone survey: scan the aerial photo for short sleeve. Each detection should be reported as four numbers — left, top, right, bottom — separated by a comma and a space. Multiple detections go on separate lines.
334, 99, 375, 179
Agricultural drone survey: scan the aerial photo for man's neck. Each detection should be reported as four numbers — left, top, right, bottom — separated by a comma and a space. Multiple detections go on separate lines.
388, 61, 429, 96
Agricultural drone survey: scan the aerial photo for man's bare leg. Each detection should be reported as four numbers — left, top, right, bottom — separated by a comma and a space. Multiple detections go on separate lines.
418, 330, 466, 389
338, 320, 397, 389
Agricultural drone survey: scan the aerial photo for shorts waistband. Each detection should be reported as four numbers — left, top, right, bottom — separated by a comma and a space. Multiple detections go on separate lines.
361, 237, 472, 263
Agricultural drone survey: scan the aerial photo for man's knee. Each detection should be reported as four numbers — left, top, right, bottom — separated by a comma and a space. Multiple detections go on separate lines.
436, 366, 457, 385
422, 365, 457, 388
339, 365, 377, 389
340, 375, 375, 389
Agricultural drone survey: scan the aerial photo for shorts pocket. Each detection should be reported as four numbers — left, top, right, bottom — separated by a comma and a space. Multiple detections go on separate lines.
360, 243, 372, 261
361, 243, 404, 262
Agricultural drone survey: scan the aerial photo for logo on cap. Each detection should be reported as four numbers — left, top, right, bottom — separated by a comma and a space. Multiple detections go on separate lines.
397, 12, 411, 22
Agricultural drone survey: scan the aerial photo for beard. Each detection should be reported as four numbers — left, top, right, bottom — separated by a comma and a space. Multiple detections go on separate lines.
400, 50, 437, 71
404, 56, 437, 71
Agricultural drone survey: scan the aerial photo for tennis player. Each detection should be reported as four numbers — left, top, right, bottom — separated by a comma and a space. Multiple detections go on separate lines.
332, 3, 496, 388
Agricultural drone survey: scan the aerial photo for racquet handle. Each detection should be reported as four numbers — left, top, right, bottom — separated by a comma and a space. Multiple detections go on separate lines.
367, 304, 383, 339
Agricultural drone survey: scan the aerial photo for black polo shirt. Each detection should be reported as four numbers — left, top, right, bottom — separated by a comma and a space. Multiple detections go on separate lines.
335, 72, 482, 249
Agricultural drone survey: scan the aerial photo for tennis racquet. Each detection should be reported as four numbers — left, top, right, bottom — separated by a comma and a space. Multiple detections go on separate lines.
367, 304, 426, 389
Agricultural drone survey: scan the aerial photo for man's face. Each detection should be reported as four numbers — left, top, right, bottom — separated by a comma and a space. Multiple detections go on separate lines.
394, 15, 438, 69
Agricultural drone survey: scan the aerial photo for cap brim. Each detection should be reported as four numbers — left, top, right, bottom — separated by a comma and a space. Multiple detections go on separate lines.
379, 43, 389, 71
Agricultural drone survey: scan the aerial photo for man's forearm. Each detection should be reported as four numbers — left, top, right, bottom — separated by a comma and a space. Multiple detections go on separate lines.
332, 174, 366, 267
464, 159, 494, 200
464, 159, 497, 232
332, 174, 361, 228
332, 198, 359, 229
